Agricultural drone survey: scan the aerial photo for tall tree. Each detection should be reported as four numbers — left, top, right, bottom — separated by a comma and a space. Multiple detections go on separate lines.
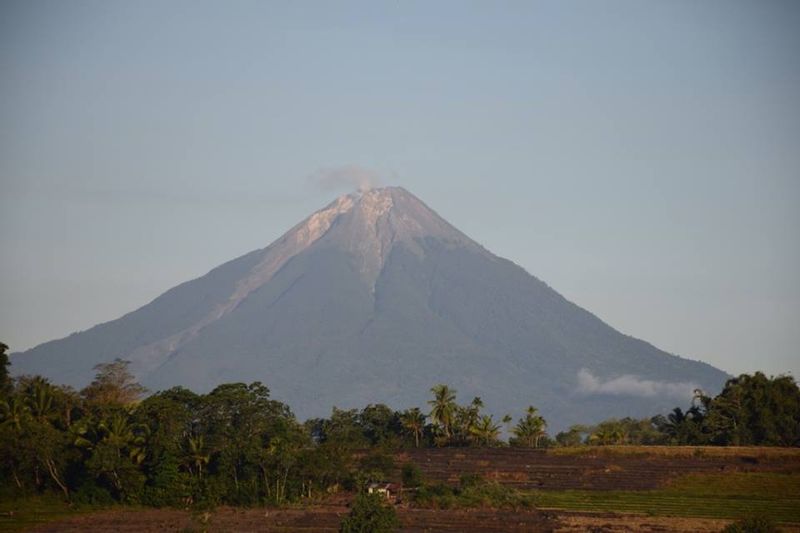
400, 408, 426, 448
428, 384, 457, 444
469, 414, 501, 447
652, 407, 705, 445
703, 372, 800, 446
82, 359, 147, 408
0, 342, 11, 398
511, 406, 548, 448
359, 404, 402, 446
77, 409, 149, 501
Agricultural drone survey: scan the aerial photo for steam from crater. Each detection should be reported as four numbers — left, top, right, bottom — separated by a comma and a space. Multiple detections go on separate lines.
309, 165, 382, 192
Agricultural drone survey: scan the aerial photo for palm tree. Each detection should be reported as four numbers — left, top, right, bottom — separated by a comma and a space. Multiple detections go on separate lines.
589, 425, 624, 445
501, 414, 513, 436
400, 408, 426, 448
0, 396, 31, 489
0, 395, 30, 433
512, 406, 547, 447
27, 377, 54, 424
98, 411, 148, 464
661, 407, 687, 441
655, 406, 704, 445
464, 397, 483, 436
186, 434, 210, 479
428, 385, 457, 443
470, 414, 501, 447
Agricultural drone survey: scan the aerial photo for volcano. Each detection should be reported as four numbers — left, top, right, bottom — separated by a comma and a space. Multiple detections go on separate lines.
11, 187, 728, 428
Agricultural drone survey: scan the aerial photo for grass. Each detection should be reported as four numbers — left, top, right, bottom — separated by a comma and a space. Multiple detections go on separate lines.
0, 495, 92, 532
529, 472, 800, 523
414, 480, 536, 510
548, 445, 800, 459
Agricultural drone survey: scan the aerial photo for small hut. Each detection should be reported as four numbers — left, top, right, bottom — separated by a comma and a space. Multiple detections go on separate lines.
367, 482, 400, 503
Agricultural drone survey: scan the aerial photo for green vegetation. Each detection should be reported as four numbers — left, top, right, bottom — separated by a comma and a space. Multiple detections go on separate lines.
722, 514, 780, 533
529, 472, 800, 523
0, 495, 100, 532
1, 339, 798, 523
510, 406, 547, 447
557, 372, 800, 447
413, 475, 535, 510
400, 463, 423, 488
0, 343, 11, 397
339, 492, 398, 533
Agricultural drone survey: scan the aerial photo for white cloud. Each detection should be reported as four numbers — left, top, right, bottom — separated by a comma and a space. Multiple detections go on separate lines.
576, 368, 697, 399
308, 165, 382, 192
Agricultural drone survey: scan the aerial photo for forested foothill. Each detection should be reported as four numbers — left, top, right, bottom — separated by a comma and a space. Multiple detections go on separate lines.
1, 340, 798, 513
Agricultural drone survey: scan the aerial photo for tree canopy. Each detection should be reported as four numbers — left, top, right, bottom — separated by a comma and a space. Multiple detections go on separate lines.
1, 352, 797, 510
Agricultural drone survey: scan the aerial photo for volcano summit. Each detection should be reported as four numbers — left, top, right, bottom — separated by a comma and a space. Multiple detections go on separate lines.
12, 187, 728, 428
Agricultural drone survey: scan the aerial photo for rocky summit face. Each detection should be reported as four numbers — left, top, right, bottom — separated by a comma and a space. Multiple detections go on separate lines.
12, 186, 729, 429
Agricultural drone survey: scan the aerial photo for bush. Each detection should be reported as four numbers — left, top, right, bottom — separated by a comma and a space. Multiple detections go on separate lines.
722, 514, 779, 533
459, 473, 484, 488
414, 483, 456, 509
73, 481, 115, 506
141, 454, 191, 507
340, 492, 399, 533
358, 450, 395, 480
413, 476, 535, 510
401, 463, 422, 488
459, 480, 534, 509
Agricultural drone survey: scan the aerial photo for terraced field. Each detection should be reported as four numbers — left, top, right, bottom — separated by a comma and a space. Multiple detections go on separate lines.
396, 446, 800, 491
7, 447, 800, 532
532, 472, 800, 522
394, 446, 800, 528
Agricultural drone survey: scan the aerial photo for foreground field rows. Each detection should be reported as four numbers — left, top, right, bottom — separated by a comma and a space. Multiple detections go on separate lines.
6, 446, 800, 532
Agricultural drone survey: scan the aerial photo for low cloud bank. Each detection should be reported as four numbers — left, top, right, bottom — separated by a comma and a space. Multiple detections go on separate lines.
576, 368, 697, 399
308, 165, 382, 192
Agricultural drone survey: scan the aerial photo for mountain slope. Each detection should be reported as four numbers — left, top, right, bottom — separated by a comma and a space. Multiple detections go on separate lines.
11, 187, 729, 428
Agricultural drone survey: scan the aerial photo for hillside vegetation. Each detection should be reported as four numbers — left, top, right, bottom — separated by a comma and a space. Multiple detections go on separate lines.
1, 342, 799, 531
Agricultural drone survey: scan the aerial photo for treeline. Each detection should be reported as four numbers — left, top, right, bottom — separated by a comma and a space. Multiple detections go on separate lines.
1, 342, 798, 508
557, 372, 800, 448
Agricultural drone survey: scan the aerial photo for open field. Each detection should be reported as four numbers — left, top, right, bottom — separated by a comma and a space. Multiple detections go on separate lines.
532, 472, 800, 522
5, 505, 779, 533
4, 447, 800, 532
396, 445, 800, 491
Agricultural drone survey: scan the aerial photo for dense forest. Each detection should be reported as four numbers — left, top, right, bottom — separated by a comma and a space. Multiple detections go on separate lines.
1, 341, 798, 508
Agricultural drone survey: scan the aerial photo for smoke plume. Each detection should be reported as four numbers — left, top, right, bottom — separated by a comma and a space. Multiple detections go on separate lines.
309, 165, 382, 192
576, 368, 697, 399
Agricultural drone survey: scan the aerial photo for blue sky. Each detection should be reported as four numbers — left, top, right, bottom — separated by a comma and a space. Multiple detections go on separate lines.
1, 0, 798, 377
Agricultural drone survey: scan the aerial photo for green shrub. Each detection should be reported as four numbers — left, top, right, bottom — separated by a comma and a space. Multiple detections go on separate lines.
73, 481, 115, 506
359, 450, 396, 480
340, 492, 399, 533
413, 477, 534, 510
462, 481, 535, 509
414, 483, 456, 509
141, 454, 191, 507
459, 473, 484, 488
401, 463, 422, 488
722, 514, 779, 533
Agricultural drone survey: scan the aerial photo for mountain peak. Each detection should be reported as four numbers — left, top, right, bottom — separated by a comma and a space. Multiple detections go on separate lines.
298, 186, 480, 285
100, 187, 478, 377
11, 185, 729, 429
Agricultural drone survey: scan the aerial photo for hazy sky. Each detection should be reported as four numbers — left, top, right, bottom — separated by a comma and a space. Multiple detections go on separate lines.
2, 1, 798, 378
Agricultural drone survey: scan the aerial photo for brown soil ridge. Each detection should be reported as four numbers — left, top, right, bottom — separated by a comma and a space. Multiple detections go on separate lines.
23, 506, 557, 532
25, 506, 775, 532
394, 446, 800, 490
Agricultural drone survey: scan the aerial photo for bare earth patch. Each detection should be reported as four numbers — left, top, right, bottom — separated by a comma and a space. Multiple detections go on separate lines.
20, 506, 777, 533
14, 448, 800, 532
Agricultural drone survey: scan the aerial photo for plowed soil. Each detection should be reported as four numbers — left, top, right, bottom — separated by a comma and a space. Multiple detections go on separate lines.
394, 446, 800, 490
23, 506, 744, 532
17, 447, 800, 532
